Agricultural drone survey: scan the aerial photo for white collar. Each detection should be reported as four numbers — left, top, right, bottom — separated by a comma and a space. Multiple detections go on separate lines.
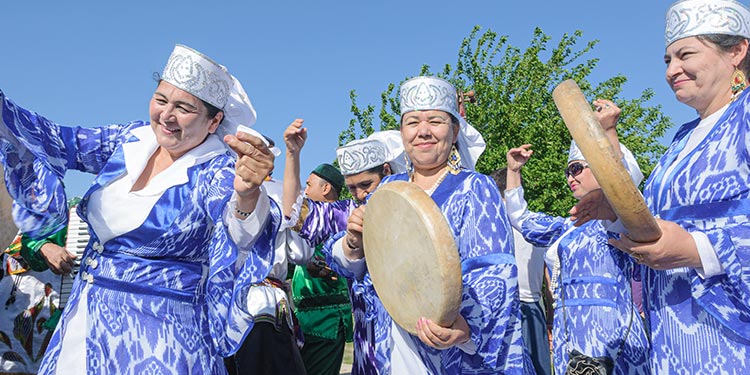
121, 125, 228, 195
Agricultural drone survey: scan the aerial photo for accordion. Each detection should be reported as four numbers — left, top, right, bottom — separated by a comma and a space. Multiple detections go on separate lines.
60, 206, 89, 308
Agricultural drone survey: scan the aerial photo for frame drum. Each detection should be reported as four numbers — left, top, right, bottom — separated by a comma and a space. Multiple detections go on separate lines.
362, 181, 462, 335
553, 79, 661, 242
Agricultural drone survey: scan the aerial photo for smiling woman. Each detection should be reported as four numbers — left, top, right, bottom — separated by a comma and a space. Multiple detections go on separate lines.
325, 76, 535, 374
571, 1, 750, 373
0, 44, 282, 375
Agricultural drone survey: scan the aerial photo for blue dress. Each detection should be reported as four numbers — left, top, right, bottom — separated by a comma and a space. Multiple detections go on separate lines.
0, 91, 280, 374
325, 171, 530, 374
641, 88, 750, 374
506, 187, 650, 375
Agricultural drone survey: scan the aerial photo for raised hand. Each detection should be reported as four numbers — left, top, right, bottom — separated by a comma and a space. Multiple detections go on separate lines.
506, 144, 533, 172
592, 99, 621, 131
283, 119, 307, 155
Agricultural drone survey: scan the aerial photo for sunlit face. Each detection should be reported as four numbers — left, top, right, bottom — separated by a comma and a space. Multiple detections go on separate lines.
149, 81, 223, 160
566, 160, 601, 200
400, 110, 459, 172
304, 173, 329, 202
664, 36, 740, 116
345, 170, 384, 203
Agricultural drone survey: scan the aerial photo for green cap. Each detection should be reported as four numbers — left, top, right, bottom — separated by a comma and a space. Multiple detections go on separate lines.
311, 163, 344, 194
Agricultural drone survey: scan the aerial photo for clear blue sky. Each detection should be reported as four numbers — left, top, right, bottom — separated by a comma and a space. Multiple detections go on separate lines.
2, 1, 692, 197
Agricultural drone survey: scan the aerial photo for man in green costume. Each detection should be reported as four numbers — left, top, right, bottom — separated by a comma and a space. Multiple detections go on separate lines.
291, 163, 353, 375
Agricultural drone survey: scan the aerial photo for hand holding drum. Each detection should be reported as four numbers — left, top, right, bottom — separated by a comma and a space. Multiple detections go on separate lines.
552, 79, 661, 243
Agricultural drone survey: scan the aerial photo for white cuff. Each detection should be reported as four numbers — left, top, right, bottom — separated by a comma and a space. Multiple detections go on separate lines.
225, 189, 271, 271
282, 192, 306, 230
603, 218, 627, 234
456, 335, 477, 354
332, 236, 367, 280
692, 231, 725, 278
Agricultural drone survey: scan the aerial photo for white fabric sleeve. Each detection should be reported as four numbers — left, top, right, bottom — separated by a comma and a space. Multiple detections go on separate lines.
224, 189, 271, 269
331, 236, 367, 280
692, 231, 726, 278
456, 336, 477, 354
503, 186, 528, 231
282, 191, 306, 229
282, 228, 316, 266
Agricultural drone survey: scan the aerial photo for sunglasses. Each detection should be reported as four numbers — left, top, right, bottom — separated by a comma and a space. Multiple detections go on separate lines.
565, 162, 589, 178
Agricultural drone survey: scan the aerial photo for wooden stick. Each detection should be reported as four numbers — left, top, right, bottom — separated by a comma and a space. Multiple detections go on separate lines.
552, 79, 661, 243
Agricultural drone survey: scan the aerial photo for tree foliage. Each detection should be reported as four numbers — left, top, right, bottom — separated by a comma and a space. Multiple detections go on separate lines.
342, 26, 673, 216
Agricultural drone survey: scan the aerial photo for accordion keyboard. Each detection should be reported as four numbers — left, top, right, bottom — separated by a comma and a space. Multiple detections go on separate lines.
60, 206, 89, 309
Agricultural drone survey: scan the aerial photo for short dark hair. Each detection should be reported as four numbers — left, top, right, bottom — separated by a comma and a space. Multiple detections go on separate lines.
489, 167, 523, 199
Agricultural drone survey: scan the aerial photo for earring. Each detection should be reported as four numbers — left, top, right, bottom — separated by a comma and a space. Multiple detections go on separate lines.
447, 145, 461, 174
731, 67, 747, 101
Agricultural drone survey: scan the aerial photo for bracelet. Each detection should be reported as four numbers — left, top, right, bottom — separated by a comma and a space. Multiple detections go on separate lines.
235, 206, 252, 218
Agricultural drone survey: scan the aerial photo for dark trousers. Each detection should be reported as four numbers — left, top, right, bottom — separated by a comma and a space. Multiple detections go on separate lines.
225, 321, 307, 375
521, 300, 552, 375
300, 325, 346, 375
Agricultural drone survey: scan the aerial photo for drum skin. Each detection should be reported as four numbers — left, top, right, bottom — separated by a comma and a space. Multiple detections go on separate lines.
553, 79, 661, 243
363, 181, 462, 335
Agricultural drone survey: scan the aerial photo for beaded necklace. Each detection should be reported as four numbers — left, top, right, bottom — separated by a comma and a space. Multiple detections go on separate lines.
411, 167, 450, 196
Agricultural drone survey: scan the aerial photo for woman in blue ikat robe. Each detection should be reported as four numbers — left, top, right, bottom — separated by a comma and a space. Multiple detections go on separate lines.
0, 44, 281, 374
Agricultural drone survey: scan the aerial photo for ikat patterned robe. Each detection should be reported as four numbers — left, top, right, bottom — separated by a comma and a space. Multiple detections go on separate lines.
0, 91, 279, 374
324, 171, 530, 374
640, 88, 750, 374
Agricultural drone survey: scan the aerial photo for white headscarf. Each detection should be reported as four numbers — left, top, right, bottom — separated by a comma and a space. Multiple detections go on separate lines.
665, 0, 750, 46
398, 76, 486, 170
336, 130, 407, 176
161, 44, 272, 153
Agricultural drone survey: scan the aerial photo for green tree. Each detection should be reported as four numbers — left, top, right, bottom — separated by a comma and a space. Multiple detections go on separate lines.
341, 26, 673, 216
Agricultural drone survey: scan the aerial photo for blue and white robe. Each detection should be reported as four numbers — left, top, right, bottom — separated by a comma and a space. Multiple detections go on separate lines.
641, 88, 750, 374
0, 91, 280, 374
326, 171, 530, 375
505, 186, 650, 375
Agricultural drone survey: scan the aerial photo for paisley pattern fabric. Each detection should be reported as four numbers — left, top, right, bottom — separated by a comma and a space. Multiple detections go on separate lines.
324, 171, 530, 374
509, 202, 650, 375
0, 91, 280, 375
640, 88, 750, 374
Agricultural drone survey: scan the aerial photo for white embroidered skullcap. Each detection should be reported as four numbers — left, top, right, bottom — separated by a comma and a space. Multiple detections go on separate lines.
399, 76, 486, 170
568, 140, 644, 186
336, 130, 407, 176
665, 0, 750, 46
162, 44, 269, 152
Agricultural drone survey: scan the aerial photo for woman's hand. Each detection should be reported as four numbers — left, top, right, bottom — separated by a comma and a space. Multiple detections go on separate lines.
592, 99, 621, 132
506, 144, 533, 173
283, 119, 307, 156
415, 314, 471, 350
343, 205, 366, 260
225, 131, 275, 216
610, 218, 702, 270
39, 242, 76, 275
569, 188, 617, 225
